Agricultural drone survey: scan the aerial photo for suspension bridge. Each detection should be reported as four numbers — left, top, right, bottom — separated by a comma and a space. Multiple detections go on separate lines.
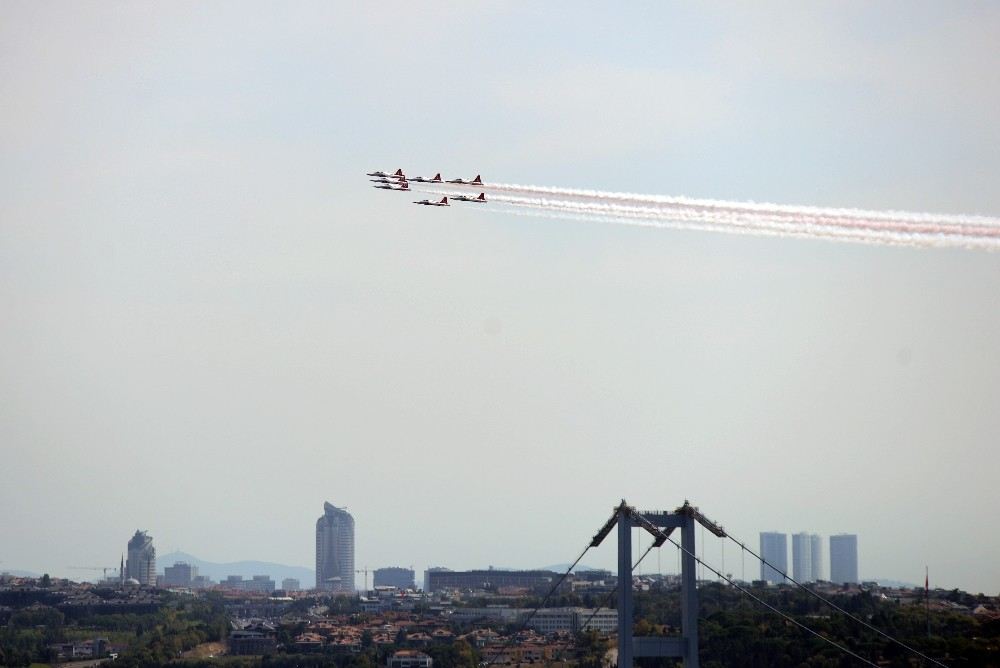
485, 499, 947, 668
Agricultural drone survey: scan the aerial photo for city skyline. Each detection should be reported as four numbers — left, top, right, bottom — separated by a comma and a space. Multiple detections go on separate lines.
3, 3, 999, 596
5, 514, 889, 590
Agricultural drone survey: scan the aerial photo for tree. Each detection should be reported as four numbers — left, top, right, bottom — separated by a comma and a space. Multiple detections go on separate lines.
10, 605, 64, 629
576, 629, 608, 668
40, 573, 51, 587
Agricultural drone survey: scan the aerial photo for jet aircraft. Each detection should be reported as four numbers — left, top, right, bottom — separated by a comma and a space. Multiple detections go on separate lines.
373, 181, 409, 191
367, 168, 406, 179
410, 173, 443, 183
451, 192, 487, 203
414, 196, 450, 207
445, 174, 483, 186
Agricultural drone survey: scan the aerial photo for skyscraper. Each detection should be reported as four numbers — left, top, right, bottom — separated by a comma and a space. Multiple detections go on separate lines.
164, 562, 197, 587
759, 532, 788, 584
829, 534, 859, 584
126, 530, 156, 586
810, 534, 824, 582
791, 532, 813, 583
316, 502, 354, 592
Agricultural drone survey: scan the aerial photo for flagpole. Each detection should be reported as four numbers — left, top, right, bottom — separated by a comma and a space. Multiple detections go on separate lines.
925, 565, 930, 638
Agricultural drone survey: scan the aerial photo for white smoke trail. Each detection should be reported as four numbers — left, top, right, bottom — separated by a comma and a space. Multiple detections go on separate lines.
488, 194, 1000, 248
406, 182, 1000, 250
480, 205, 920, 248
474, 181, 1000, 230
487, 199, 974, 249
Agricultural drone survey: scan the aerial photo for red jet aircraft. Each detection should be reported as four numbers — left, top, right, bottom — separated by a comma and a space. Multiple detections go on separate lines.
410, 173, 443, 183
451, 192, 486, 203
413, 196, 450, 207
445, 174, 483, 186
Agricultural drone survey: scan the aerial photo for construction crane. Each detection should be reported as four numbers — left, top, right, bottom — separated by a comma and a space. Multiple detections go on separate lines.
68, 566, 119, 580
355, 567, 370, 591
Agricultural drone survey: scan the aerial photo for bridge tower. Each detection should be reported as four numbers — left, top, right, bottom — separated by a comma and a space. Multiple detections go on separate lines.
592, 500, 725, 668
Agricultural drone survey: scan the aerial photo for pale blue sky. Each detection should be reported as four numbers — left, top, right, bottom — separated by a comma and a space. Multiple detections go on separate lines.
2, 2, 999, 593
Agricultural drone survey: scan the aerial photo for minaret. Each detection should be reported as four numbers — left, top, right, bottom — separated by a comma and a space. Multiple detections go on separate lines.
120, 554, 125, 587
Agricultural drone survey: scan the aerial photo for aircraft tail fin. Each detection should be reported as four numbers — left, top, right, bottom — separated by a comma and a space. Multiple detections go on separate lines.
472, 174, 482, 184
440, 197, 448, 204
433, 173, 441, 181
393, 169, 404, 176
477, 192, 486, 200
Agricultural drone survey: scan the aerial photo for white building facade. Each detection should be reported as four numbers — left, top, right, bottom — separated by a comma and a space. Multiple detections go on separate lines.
126, 530, 156, 586
526, 608, 618, 635
810, 534, 824, 582
829, 534, 859, 584
759, 532, 788, 584
792, 532, 813, 583
316, 502, 355, 592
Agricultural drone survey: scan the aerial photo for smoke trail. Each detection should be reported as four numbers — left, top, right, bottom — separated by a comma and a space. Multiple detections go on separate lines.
481, 203, 920, 248
406, 182, 1000, 250
488, 195, 1000, 248
477, 181, 1000, 230
487, 199, 983, 249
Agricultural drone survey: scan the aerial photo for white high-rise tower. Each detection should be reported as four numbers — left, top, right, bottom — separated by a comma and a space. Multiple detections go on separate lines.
792, 532, 813, 582
315, 502, 355, 592
810, 534, 824, 582
759, 532, 788, 584
829, 534, 859, 584
126, 530, 156, 586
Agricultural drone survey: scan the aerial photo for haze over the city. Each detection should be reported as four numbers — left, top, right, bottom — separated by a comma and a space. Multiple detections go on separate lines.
2, 2, 999, 594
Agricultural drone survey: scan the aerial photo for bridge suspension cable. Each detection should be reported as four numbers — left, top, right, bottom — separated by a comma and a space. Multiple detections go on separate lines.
482, 541, 593, 667
576, 533, 662, 636
664, 533, 880, 668
487, 503, 948, 668
723, 534, 949, 668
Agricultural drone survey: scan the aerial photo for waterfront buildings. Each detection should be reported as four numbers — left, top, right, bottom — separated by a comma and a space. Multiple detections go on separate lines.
282, 578, 301, 592
759, 532, 788, 584
126, 530, 156, 586
424, 569, 558, 593
830, 534, 859, 584
448, 606, 617, 634
423, 567, 451, 591
316, 502, 355, 592
374, 567, 415, 590
530, 607, 618, 634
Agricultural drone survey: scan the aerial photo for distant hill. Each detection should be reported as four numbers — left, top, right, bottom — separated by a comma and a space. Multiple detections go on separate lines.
873, 578, 919, 589
1, 569, 40, 578
158, 551, 314, 586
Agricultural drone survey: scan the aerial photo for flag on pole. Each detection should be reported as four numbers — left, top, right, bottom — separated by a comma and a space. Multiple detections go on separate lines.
925, 565, 931, 637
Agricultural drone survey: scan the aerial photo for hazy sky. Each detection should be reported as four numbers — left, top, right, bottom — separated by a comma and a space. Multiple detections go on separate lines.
2, 2, 999, 594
